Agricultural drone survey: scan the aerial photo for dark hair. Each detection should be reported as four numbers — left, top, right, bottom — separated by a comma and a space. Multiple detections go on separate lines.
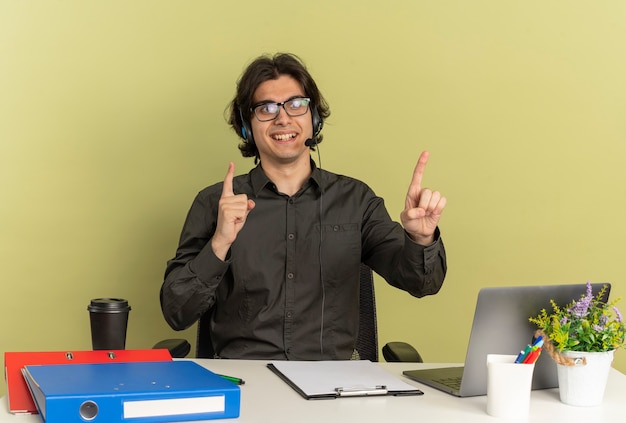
226, 53, 330, 160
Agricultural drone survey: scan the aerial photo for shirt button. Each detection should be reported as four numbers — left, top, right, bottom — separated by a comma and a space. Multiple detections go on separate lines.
333, 225, 339, 231
286, 311, 293, 318
287, 272, 294, 280
288, 233, 295, 240
288, 198, 294, 204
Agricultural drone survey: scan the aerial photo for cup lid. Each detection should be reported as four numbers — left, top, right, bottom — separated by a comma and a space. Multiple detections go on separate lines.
87, 298, 131, 312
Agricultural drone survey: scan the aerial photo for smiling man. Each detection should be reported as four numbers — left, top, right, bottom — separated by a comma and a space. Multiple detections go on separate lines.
160, 53, 448, 360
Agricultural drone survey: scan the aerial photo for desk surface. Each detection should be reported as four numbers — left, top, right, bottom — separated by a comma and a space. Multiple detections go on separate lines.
2, 360, 625, 422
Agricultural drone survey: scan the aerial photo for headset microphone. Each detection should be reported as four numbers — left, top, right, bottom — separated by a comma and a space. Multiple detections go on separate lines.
304, 138, 317, 147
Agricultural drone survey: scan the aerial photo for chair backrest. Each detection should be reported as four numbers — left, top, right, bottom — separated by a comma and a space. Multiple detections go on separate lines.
196, 306, 215, 358
356, 264, 379, 362
195, 263, 379, 361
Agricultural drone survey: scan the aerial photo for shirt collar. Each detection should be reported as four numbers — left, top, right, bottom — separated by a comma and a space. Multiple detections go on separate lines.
249, 159, 324, 196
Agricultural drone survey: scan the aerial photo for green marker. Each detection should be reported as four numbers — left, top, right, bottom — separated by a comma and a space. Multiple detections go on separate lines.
218, 374, 245, 385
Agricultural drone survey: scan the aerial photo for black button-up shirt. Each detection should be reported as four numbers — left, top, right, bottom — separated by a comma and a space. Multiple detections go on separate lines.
161, 162, 447, 360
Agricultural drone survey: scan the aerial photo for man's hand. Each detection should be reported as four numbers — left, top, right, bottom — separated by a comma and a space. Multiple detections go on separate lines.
400, 151, 447, 245
211, 162, 255, 260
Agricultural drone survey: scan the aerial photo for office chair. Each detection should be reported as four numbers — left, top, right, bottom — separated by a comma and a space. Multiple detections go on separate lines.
154, 264, 423, 362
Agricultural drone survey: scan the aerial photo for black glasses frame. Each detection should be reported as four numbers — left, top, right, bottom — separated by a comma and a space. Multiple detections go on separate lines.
250, 97, 311, 122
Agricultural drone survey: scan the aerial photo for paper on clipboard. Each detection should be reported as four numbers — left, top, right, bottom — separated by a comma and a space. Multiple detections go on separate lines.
267, 360, 423, 400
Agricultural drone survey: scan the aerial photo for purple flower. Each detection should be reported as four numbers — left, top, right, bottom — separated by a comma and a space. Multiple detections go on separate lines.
614, 306, 623, 323
568, 281, 593, 318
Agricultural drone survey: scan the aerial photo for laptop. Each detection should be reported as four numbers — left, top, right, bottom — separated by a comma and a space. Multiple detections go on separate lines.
402, 283, 610, 397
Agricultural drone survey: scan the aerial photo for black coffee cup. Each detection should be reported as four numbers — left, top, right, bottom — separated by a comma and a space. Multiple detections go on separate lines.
87, 298, 131, 350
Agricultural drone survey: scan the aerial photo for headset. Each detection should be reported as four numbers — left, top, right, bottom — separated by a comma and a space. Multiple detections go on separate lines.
240, 105, 323, 146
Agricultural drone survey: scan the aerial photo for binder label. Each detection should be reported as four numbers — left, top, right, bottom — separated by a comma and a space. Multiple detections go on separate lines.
124, 396, 226, 418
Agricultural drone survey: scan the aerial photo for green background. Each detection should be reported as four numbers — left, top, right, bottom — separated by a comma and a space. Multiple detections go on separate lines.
2, 1, 625, 396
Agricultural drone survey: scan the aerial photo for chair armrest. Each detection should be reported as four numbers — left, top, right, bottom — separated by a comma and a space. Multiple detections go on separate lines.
382, 341, 423, 362
153, 338, 191, 358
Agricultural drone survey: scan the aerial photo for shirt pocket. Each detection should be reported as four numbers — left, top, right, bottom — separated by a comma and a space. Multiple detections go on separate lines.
319, 223, 361, 282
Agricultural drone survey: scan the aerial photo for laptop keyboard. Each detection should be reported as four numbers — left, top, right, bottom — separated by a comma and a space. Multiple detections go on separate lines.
434, 376, 462, 390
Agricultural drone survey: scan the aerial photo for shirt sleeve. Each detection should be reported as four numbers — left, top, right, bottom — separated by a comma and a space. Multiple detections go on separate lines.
361, 192, 447, 297
395, 227, 447, 297
160, 191, 229, 331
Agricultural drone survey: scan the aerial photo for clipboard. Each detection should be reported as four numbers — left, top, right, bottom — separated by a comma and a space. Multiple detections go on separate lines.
4, 349, 172, 414
267, 360, 423, 400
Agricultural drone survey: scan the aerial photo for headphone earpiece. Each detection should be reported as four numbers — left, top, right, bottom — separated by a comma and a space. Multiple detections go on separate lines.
311, 107, 323, 137
239, 109, 254, 144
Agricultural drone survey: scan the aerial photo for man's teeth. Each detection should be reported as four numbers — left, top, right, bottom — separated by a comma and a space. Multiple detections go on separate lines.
273, 134, 296, 141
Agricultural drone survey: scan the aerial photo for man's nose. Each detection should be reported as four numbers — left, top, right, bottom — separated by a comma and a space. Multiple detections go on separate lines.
273, 106, 291, 124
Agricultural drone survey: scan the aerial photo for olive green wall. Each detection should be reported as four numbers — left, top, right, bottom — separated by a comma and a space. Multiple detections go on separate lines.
2, 1, 625, 396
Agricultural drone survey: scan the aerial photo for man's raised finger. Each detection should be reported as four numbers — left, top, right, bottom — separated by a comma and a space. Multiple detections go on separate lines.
221, 162, 235, 197
410, 150, 430, 189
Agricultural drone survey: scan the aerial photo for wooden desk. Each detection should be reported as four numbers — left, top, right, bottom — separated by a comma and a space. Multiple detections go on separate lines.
2, 360, 625, 422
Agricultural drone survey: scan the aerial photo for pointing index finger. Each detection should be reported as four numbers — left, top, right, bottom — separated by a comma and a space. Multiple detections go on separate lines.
410, 151, 430, 190
222, 162, 235, 197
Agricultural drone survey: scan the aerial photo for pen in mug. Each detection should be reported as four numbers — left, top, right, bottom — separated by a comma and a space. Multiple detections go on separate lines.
531, 335, 543, 347
514, 335, 544, 363
522, 347, 542, 364
514, 345, 532, 363
519, 339, 543, 364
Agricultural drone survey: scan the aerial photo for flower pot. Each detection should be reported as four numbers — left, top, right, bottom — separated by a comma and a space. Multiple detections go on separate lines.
556, 350, 614, 406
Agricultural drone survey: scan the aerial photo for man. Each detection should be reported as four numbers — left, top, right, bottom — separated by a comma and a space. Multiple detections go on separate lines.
161, 53, 447, 360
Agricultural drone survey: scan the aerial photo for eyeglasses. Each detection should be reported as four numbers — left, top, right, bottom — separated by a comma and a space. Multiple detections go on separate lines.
251, 97, 311, 122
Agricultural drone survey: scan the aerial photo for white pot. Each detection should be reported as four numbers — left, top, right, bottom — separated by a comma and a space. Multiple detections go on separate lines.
556, 349, 614, 407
